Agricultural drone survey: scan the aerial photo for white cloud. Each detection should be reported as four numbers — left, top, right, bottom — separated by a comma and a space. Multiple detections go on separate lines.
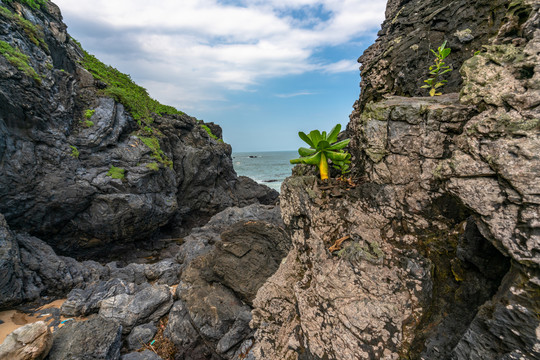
54, 0, 387, 109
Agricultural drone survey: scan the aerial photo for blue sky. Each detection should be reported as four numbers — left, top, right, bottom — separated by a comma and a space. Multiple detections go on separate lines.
54, 0, 387, 152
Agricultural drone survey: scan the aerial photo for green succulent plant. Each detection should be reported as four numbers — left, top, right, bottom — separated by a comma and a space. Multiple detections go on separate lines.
422, 40, 452, 96
290, 124, 350, 181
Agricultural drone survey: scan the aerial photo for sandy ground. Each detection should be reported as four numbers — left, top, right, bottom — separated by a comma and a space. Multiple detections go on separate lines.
0, 299, 69, 344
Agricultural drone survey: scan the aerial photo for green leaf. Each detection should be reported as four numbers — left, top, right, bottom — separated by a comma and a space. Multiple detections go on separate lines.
298, 147, 316, 157
327, 124, 341, 143
298, 131, 314, 148
316, 140, 330, 151
420, 85, 431, 88
441, 48, 451, 58
309, 130, 323, 146
439, 69, 452, 75
430, 49, 437, 56
429, 88, 436, 97
327, 138, 350, 150
325, 151, 351, 162
291, 151, 321, 166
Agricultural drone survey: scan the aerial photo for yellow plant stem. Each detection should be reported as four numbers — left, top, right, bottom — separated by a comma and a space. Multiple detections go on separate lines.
319, 152, 329, 180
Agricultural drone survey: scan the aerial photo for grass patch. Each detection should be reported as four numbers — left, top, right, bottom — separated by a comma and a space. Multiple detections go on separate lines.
0, 5, 48, 52
146, 162, 159, 171
80, 50, 184, 125
4, 0, 47, 9
0, 40, 41, 83
199, 124, 219, 140
107, 165, 125, 180
137, 136, 173, 168
69, 145, 79, 158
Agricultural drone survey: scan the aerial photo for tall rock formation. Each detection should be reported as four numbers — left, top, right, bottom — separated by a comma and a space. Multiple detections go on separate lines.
0, 0, 277, 254
251, 0, 539, 359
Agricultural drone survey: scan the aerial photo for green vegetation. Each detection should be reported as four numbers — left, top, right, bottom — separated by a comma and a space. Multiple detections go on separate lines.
84, 109, 95, 119
69, 145, 79, 158
4, 0, 47, 9
107, 165, 125, 180
422, 41, 452, 96
79, 50, 183, 125
199, 123, 219, 140
83, 120, 94, 127
137, 136, 173, 168
290, 124, 351, 181
146, 162, 159, 171
0, 5, 48, 51
0, 40, 40, 83
75, 43, 183, 167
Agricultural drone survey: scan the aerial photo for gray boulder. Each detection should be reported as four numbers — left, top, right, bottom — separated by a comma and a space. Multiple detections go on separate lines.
121, 350, 163, 360
126, 323, 158, 351
166, 208, 291, 359
0, 321, 52, 360
99, 285, 173, 334
48, 316, 122, 360
60, 278, 137, 317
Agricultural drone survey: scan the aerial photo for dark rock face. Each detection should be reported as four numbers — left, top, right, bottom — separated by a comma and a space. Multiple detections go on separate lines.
166, 204, 291, 360
251, 1, 540, 358
357, 0, 510, 108
48, 315, 123, 360
0, 1, 277, 255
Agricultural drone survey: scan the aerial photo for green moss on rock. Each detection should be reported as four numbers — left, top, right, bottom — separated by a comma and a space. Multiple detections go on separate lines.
107, 165, 125, 180
0, 40, 41, 83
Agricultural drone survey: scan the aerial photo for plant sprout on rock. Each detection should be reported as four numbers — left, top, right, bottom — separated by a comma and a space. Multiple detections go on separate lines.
290, 124, 351, 181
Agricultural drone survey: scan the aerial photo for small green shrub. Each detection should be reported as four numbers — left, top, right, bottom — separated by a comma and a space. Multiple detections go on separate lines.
0, 40, 40, 83
84, 109, 95, 119
107, 165, 125, 180
146, 162, 159, 171
422, 41, 452, 96
199, 124, 219, 140
83, 120, 94, 127
69, 145, 79, 158
137, 136, 173, 168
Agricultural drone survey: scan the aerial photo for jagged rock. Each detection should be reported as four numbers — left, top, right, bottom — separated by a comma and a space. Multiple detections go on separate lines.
200, 221, 291, 303
0, 0, 277, 255
126, 323, 158, 351
166, 206, 290, 359
252, 0, 540, 358
0, 213, 24, 308
48, 316, 122, 360
357, 0, 510, 108
176, 204, 284, 269
99, 285, 173, 334
60, 278, 137, 317
0, 321, 52, 360
121, 350, 163, 360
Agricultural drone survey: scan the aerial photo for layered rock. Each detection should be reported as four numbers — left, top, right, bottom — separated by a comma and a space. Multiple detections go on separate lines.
0, 0, 277, 255
251, 0, 539, 359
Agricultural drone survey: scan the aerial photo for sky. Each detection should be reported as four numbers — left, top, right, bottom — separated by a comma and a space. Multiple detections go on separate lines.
53, 0, 388, 152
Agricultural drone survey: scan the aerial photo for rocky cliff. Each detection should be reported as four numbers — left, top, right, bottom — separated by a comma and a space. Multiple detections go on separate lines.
251, 0, 539, 359
0, 0, 277, 255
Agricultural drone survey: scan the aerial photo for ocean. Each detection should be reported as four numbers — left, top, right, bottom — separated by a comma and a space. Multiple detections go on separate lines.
232, 150, 298, 192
